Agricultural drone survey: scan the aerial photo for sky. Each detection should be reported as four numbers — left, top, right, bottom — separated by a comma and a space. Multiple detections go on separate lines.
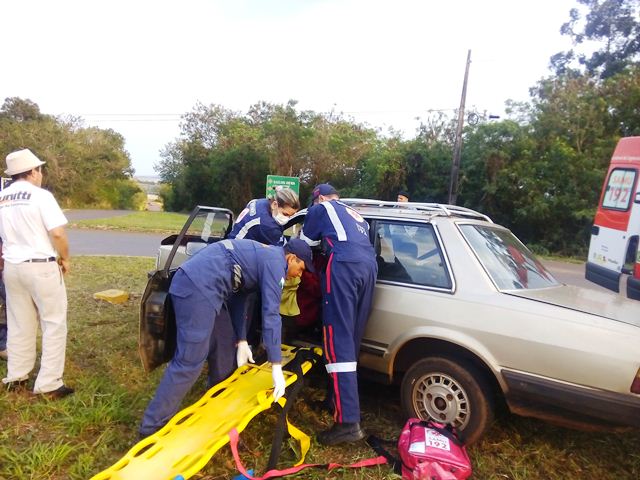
1, 0, 577, 176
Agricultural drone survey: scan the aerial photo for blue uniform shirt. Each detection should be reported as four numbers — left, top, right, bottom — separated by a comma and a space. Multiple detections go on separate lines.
229, 198, 284, 246
301, 200, 375, 262
179, 239, 286, 363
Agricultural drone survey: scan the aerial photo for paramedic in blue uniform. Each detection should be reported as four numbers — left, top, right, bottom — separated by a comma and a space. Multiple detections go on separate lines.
229, 186, 300, 245
301, 184, 378, 445
211, 187, 300, 379
139, 238, 314, 437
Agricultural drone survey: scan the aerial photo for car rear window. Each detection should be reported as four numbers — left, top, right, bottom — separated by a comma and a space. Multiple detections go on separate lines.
601, 168, 637, 211
374, 221, 452, 289
460, 224, 559, 290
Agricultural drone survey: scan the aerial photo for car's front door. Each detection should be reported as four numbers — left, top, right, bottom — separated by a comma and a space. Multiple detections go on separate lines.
139, 206, 234, 372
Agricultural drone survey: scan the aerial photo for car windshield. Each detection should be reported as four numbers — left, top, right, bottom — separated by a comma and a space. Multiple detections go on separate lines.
459, 224, 559, 290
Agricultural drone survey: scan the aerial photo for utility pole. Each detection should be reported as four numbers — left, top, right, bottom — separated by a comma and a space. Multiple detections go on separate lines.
448, 49, 471, 205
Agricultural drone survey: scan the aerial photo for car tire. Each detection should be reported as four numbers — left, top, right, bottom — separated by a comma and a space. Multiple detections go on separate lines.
400, 356, 494, 445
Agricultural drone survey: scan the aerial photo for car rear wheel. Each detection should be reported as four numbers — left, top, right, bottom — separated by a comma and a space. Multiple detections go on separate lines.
400, 356, 494, 445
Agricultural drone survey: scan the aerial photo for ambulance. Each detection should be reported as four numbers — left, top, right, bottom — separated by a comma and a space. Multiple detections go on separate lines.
586, 136, 640, 300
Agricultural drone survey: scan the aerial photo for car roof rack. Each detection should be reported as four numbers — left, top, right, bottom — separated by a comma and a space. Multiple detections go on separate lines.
340, 198, 493, 222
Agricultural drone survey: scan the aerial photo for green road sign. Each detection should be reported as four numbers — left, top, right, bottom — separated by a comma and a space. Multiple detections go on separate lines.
266, 175, 300, 198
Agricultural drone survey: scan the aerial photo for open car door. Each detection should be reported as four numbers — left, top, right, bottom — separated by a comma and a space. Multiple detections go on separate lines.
139, 206, 234, 372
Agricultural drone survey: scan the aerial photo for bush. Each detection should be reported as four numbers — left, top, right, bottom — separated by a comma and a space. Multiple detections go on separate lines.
98, 179, 146, 210
158, 184, 176, 211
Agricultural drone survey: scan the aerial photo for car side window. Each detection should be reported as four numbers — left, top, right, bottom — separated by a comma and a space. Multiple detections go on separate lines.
374, 221, 452, 289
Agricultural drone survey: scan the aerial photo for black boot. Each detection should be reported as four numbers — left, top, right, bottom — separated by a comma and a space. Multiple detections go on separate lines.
317, 422, 366, 445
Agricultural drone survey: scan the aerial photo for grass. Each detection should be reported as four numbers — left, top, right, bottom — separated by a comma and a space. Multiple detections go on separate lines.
70, 211, 189, 234
539, 254, 586, 265
0, 256, 638, 479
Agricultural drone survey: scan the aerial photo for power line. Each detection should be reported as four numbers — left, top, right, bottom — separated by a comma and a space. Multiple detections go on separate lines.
68, 108, 460, 125
72, 107, 458, 118
77, 113, 182, 116
83, 118, 182, 123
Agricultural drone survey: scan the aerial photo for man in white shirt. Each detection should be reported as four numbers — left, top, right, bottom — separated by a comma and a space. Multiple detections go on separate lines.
0, 149, 73, 399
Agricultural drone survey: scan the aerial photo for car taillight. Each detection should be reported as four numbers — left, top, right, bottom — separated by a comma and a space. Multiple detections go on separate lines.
631, 369, 640, 394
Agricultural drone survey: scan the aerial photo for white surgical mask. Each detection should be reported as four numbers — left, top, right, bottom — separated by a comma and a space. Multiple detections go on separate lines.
273, 211, 289, 226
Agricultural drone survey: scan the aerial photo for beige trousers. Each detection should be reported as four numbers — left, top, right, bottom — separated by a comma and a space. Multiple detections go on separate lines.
2, 261, 68, 393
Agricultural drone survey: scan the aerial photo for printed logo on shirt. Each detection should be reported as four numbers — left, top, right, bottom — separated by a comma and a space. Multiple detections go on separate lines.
235, 208, 249, 224
356, 223, 368, 236
249, 200, 257, 216
0, 190, 32, 204
346, 207, 365, 223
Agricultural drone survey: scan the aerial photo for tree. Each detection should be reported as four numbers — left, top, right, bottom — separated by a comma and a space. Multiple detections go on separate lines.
248, 100, 312, 176
0, 97, 142, 208
601, 65, 640, 135
350, 136, 406, 200
551, 0, 640, 78
458, 121, 534, 228
464, 65, 640, 255
158, 101, 379, 212
0, 97, 43, 122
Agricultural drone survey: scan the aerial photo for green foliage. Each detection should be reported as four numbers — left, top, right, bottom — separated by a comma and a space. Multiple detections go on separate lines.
458, 120, 534, 225
551, 0, 640, 79
157, 101, 378, 213
0, 97, 142, 209
402, 136, 454, 203
515, 66, 640, 254
455, 63, 640, 255
349, 136, 406, 199
0, 97, 43, 122
602, 66, 640, 136
97, 179, 147, 210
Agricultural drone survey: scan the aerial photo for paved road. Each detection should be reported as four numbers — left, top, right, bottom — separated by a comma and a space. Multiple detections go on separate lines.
67, 229, 167, 257
544, 258, 630, 297
65, 209, 166, 257
543, 259, 591, 289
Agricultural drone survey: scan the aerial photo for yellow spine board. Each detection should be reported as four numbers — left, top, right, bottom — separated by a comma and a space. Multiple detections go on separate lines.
91, 345, 321, 480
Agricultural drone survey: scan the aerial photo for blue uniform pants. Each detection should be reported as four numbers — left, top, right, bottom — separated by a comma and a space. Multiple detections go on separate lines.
206, 292, 257, 388
321, 256, 377, 424
207, 306, 236, 387
140, 267, 230, 436
0, 281, 8, 351
0, 324, 6, 352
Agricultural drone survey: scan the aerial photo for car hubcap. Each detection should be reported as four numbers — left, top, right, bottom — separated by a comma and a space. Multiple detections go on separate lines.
412, 372, 470, 429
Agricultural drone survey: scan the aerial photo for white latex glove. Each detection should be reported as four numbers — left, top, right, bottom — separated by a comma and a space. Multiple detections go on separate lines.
236, 340, 254, 367
271, 364, 286, 402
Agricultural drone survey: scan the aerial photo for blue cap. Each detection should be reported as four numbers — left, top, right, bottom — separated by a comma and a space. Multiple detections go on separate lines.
309, 183, 339, 207
284, 238, 315, 272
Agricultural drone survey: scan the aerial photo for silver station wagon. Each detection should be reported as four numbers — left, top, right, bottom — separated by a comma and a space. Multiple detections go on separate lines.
140, 200, 640, 444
